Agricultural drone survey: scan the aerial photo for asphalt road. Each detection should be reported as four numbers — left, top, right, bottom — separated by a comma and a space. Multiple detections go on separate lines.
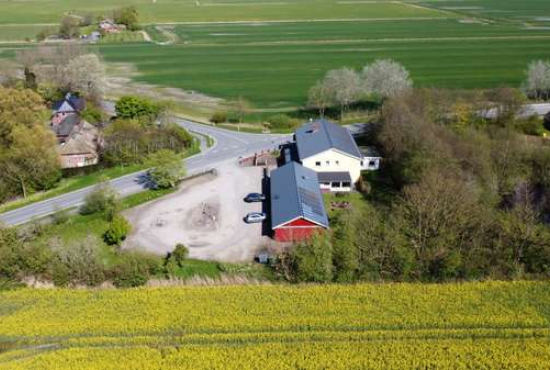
0, 118, 291, 226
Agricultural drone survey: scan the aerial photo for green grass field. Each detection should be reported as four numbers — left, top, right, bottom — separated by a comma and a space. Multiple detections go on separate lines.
97, 18, 550, 109
1, 282, 550, 369
1, 0, 550, 110
0, 0, 448, 25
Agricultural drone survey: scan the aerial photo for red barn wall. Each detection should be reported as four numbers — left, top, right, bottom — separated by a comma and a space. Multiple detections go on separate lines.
273, 218, 325, 242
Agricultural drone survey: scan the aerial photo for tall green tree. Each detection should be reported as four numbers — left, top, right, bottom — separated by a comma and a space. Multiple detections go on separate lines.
0, 125, 60, 199
147, 149, 186, 189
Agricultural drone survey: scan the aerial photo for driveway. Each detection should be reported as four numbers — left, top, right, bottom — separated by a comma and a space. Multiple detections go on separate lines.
124, 159, 268, 262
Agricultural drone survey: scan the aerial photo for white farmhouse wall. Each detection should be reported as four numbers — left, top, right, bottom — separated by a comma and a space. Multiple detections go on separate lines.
301, 149, 362, 183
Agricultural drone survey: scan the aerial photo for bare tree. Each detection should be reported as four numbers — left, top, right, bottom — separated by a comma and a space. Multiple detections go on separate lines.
323, 67, 362, 118
16, 44, 86, 89
525, 60, 550, 100
234, 96, 251, 131
362, 59, 412, 99
63, 54, 106, 101
307, 80, 332, 118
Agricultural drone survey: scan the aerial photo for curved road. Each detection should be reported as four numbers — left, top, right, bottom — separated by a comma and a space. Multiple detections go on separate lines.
0, 118, 291, 226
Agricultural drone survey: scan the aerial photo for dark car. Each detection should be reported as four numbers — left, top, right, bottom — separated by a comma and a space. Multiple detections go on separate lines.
244, 193, 266, 203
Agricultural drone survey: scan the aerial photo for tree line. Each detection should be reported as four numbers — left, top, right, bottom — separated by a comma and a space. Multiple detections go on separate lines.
281, 87, 550, 283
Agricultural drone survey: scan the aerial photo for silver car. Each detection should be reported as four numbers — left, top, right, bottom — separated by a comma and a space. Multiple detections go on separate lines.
244, 212, 266, 224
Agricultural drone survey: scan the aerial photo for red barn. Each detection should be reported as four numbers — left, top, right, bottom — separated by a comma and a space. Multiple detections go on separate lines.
270, 162, 329, 242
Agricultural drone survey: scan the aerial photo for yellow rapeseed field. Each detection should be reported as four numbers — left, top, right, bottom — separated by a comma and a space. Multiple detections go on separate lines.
1, 282, 550, 369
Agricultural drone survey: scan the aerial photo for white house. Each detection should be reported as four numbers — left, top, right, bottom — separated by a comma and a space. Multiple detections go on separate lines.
360, 146, 381, 171
294, 120, 366, 192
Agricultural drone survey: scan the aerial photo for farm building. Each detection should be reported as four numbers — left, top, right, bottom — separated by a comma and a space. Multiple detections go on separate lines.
270, 162, 328, 242
294, 119, 364, 192
50, 94, 101, 169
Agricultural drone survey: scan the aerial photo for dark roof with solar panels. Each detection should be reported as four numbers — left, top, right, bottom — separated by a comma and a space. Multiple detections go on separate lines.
270, 162, 329, 229
295, 119, 362, 160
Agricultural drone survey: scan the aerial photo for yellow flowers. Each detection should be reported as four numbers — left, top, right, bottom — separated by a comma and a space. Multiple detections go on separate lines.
0, 281, 549, 369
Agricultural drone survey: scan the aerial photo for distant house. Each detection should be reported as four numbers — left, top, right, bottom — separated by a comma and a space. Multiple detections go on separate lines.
294, 119, 365, 192
270, 162, 329, 242
50, 94, 101, 169
99, 19, 125, 34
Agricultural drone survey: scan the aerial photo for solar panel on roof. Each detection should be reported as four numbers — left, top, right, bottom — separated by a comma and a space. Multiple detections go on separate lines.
298, 187, 324, 217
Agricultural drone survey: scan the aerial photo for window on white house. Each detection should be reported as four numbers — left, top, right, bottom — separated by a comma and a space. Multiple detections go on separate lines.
326, 160, 330, 165
331, 182, 341, 188
342, 182, 351, 188
315, 161, 321, 167
335, 160, 340, 166
369, 160, 376, 168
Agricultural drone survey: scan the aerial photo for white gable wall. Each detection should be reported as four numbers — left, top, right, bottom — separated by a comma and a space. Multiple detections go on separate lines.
301, 149, 362, 183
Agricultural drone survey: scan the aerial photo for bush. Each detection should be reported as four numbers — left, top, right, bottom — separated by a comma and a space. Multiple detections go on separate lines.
210, 111, 227, 124
80, 185, 119, 220
50, 241, 105, 287
115, 95, 159, 122
104, 215, 132, 246
172, 244, 189, 266
111, 251, 162, 288
81, 105, 105, 125
266, 114, 300, 130
516, 115, 546, 136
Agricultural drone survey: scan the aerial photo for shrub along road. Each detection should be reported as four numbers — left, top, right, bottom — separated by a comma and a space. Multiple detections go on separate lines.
0, 119, 291, 226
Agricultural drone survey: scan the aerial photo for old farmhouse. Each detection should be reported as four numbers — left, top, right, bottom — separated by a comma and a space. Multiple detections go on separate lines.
270, 161, 329, 242
50, 94, 101, 169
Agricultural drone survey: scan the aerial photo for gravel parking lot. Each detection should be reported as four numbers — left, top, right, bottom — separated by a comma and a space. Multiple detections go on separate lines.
124, 159, 269, 262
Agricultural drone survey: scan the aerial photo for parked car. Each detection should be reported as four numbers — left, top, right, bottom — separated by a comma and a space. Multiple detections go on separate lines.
244, 212, 266, 223
244, 193, 266, 203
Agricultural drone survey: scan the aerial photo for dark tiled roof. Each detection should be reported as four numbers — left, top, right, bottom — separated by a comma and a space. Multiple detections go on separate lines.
52, 93, 85, 113
317, 172, 352, 183
295, 119, 362, 160
270, 162, 328, 229
51, 114, 80, 137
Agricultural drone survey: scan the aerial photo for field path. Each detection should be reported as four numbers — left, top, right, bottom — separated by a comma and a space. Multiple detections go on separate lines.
155, 26, 179, 45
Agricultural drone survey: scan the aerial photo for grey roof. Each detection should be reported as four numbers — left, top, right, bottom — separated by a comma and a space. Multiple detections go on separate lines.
295, 119, 362, 160
51, 114, 80, 137
317, 172, 352, 183
360, 146, 381, 158
270, 162, 329, 229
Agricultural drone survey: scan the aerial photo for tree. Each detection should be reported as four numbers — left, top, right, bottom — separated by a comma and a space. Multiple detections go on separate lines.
113, 6, 140, 31
171, 244, 189, 266
485, 88, 526, 127
104, 215, 132, 246
322, 67, 362, 118
234, 96, 251, 130
147, 149, 186, 189
63, 54, 106, 102
0, 125, 60, 199
289, 233, 333, 283
362, 59, 412, 100
0, 87, 46, 146
307, 80, 332, 118
59, 15, 81, 38
115, 96, 160, 122
165, 243, 189, 275
525, 60, 550, 100
80, 184, 120, 220
50, 240, 105, 286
